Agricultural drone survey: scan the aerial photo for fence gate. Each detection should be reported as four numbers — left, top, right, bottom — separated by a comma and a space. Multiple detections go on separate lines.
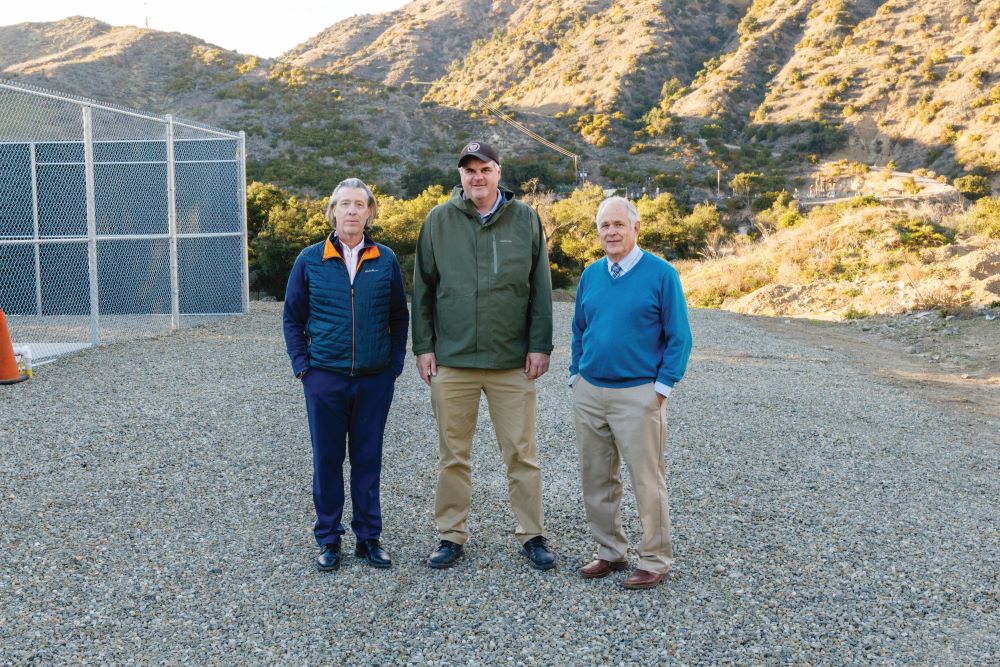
0, 81, 248, 364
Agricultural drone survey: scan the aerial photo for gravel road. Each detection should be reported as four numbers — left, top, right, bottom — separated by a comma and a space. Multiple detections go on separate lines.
1, 302, 997, 665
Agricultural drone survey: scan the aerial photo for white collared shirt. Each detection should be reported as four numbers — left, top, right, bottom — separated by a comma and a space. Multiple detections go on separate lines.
342, 240, 362, 284
607, 243, 643, 277
570, 245, 672, 398
462, 189, 505, 224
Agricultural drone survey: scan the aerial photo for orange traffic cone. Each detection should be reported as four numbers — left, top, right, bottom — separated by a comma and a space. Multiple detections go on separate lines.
0, 309, 28, 385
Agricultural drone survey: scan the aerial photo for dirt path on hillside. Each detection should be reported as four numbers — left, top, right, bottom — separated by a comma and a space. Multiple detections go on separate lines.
746, 309, 999, 422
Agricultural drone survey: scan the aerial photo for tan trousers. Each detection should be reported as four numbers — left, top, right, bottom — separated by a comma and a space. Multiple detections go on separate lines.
573, 376, 673, 573
430, 366, 545, 545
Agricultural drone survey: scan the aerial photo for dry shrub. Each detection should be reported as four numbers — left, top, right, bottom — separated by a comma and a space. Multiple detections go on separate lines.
678, 199, 963, 311
911, 282, 975, 312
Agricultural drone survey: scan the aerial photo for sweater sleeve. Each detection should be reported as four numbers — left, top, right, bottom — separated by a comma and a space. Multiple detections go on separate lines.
570, 270, 587, 377
411, 217, 437, 355
656, 266, 693, 387
282, 252, 311, 377
527, 211, 554, 354
387, 250, 410, 377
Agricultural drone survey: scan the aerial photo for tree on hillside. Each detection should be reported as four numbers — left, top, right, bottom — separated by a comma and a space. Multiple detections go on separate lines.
246, 181, 287, 239
373, 186, 450, 256
636, 193, 682, 256
731, 172, 764, 208
637, 195, 723, 259
549, 185, 605, 268
400, 165, 452, 197
250, 194, 328, 297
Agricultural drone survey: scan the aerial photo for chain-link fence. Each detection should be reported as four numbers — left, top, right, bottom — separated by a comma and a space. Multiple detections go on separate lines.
0, 81, 248, 364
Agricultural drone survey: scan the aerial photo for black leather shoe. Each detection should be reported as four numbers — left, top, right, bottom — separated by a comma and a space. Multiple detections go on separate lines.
316, 543, 341, 572
427, 540, 464, 569
355, 539, 392, 568
522, 536, 556, 570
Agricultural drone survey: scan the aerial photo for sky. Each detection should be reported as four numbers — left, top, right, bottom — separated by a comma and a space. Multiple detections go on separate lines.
3, 0, 412, 58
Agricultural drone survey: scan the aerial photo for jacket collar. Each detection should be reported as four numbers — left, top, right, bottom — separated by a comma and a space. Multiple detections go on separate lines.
323, 232, 379, 262
449, 185, 516, 224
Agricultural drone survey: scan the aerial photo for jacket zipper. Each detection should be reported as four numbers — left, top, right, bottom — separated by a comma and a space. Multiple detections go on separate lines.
492, 232, 498, 274
350, 285, 356, 376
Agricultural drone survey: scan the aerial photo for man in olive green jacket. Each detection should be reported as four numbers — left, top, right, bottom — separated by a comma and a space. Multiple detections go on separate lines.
412, 141, 556, 571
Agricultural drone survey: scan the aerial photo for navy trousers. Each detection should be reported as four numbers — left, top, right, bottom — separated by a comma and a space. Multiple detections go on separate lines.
302, 367, 395, 547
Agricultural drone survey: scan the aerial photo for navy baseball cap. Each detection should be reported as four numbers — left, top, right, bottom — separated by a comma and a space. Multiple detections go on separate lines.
458, 141, 501, 167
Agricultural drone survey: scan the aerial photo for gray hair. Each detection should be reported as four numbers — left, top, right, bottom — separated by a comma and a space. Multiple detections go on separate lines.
595, 196, 639, 228
326, 178, 377, 230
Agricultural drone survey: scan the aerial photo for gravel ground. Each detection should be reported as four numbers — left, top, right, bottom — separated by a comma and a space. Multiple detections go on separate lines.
1, 302, 997, 665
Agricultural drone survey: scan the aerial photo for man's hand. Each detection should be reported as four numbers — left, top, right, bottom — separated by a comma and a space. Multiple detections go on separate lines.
416, 353, 437, 386
524, 352, 550, 380
656, 393, 666, 407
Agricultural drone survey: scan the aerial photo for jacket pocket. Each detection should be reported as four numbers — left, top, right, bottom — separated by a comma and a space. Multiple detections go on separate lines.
494, 236, 532, 295
435, 290, 476, 356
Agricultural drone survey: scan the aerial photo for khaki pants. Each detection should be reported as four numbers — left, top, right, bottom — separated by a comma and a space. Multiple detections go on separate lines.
573, 376, 673, 573
430, 366, 545, 545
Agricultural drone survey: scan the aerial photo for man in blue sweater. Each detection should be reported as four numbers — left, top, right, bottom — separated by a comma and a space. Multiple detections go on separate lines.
570, 196, 692, 590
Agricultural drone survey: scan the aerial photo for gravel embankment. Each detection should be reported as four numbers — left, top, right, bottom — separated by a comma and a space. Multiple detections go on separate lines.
1, 302, 997, 665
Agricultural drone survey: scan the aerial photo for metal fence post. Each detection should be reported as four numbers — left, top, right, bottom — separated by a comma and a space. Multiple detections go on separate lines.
165, 114, 180, 331
238, 130, 250, 314
82, 105, 100, 346
30, 142, 42, 316
0, 82, 247, 363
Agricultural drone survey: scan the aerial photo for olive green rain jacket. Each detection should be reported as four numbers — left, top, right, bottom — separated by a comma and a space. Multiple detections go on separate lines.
411, 186, 553, 368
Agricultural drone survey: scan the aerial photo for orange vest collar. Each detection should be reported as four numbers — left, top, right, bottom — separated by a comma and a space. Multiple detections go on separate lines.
356, 245, 380, 271
323, 237, 380, 264
323, 238, 341, 261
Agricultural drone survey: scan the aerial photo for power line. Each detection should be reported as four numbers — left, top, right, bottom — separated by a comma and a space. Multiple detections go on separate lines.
472, 94, 578, 160
409, 81, 580, 174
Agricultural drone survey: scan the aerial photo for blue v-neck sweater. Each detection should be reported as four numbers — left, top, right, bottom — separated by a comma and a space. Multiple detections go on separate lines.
571, 251, 692, 389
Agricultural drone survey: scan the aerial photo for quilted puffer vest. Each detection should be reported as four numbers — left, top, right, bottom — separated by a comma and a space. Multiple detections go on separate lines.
302, 236, 393, 375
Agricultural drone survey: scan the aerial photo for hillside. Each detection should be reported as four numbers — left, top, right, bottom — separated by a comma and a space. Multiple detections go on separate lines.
283, 0, 519, 86
280, 0, 1000, 189
677, 196, 1000, 318
0, 17, 540, 195
0, 17, 255, 109
3, 2, 1000, 196
661, 0, 1000, 185
421, 0, 743, 116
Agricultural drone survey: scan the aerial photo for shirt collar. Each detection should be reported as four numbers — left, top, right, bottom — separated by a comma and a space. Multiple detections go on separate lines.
323, 232, 374, 261
462, 189, 505, 223
606, 244, 643, 276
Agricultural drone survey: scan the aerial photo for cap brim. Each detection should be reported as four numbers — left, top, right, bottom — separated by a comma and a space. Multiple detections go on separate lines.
458, 152, 496, 166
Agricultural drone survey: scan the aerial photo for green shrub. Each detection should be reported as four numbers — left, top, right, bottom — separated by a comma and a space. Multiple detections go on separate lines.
897, 219, 951, 248
632, 196, 725, 260
902, 177, 923, 194
400, 165, 452, 197
699, 123, 723, 139
966, 197, 1000, 237
549, 263, 574, 289
844, 306, 869, 320
755, 191, 802, 229
953, 175, 991, 200
751, 190, 787, 213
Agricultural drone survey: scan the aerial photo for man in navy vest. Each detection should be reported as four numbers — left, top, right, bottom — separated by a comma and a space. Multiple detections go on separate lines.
283, 178, 409, 572
570, 196, 692, 589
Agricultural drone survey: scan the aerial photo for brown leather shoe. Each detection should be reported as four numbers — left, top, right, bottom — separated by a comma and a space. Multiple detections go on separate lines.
579, 559, 629, 579
623, 568, 666, 589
